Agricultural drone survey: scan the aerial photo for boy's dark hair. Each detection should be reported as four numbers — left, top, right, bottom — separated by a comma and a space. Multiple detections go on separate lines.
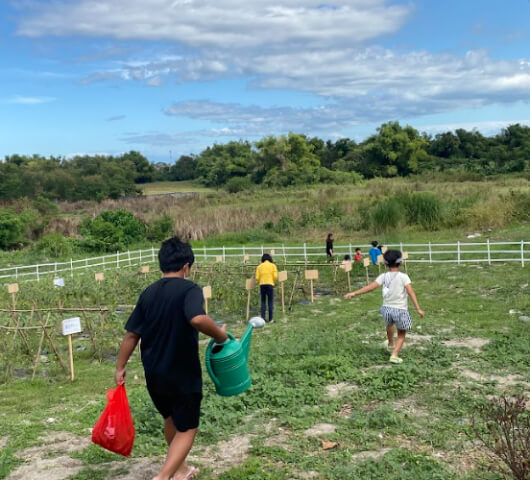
355, 247, 361, 252
261, 253, 273, 263
327, 233, 333, 241
371, 240, 378, 247
158, 237, 195, 273
344, 254, 351, 261
384, 249, 402, 267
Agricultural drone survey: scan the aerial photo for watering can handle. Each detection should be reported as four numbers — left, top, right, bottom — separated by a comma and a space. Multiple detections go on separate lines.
205, 332, 236, 389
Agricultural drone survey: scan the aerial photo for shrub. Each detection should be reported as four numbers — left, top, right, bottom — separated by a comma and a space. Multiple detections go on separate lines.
147, 215, 174, 241
399, 192, 443, 230
34, 233, 74, 258
370, 199, 404, 232
276, 215, 296, 234
225, 176, 253, 193
80, 209, 146, 251
0, 209, 25, 249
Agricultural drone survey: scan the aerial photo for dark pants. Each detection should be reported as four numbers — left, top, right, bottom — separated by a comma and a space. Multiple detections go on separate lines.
260, 284, 274, 321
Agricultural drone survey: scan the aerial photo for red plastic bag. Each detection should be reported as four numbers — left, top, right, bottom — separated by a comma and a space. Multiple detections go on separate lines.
92, 383, 135, 457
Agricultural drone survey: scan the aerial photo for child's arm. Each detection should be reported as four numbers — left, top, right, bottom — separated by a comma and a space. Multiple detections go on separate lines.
344, 281, 379, 299
115, 331, 140, 385
190, 315, 228, 343
405, 284, 424, 317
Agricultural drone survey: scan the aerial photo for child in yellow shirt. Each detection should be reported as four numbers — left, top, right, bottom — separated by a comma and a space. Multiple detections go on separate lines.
255, 253, 278, 323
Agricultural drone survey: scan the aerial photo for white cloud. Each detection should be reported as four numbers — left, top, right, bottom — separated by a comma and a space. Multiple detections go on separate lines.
4, 95, 56, 105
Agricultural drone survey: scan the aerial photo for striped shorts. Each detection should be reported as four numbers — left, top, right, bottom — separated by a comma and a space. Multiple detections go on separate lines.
380, 306, 413, 331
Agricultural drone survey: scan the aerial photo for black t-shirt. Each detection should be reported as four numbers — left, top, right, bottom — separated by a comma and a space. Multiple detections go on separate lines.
125, 277, 206, 394
326, 240, 333, 255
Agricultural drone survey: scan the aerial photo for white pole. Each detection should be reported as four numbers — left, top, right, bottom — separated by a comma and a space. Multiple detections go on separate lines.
15, 267, 18, 280
487, 239, 491, 265
282, 243, 286, 263
303, 243, 307, 264
139, 249, 142, 264
261, 245, 264, 255
521, 240, 525, 268
70, 259, 73, 278
428, 242, 432, 264
151, 246, 155, 262
116, 251, 120, 268
203, 245, 207, 260
349, 243, 353, 261
222, 246, 226, 261
128, 250, 131, 266
457, 241, 461, 265
36, 265, 40, 282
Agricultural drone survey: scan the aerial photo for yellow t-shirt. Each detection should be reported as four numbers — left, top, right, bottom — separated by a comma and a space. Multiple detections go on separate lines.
255, 261, 278, 286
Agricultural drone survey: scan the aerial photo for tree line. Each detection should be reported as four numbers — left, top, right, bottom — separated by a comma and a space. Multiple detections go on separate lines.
1, 122, 529, 201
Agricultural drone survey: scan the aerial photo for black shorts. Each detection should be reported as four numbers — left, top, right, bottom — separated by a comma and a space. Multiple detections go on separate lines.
146, 385, 202, 432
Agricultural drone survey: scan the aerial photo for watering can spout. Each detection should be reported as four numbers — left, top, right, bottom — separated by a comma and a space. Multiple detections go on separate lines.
240, 324, 253, 359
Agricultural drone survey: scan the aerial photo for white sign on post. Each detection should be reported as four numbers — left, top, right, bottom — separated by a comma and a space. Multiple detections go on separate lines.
62, 317, 82, 336
53, 277, 65, 288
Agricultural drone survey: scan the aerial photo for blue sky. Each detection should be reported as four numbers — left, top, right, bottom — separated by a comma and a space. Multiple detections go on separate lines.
1, 0, 529, 162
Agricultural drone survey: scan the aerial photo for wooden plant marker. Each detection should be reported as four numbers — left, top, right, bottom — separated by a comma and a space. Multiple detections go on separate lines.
402, 252, 409, 273
270, 249, 275, 256
95, 272, 104, 282
203, 285, 212, 314
343, 262, 352, 290
141, 265, 150, 275
215, 255, 223, 263
377, 254, 384, 273
243, 254, 250, 264
62, 317, 82, 381
305, 270, 319, 303
278, 270, 288, 313
245, 278, 256, 321
363, 258, 371, 284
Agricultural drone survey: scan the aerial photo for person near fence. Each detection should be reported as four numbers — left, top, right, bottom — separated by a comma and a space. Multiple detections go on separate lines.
255, 253, 278, 323
354, 248, 363, 262
326, 233, 334, 259
369, 241, 380, 264
340, 254, 352, 270
115, 236, 228, 480
344, 249, 424, 364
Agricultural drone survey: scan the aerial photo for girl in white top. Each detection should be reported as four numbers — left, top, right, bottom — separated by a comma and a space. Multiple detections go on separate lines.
344, 249, 424, 364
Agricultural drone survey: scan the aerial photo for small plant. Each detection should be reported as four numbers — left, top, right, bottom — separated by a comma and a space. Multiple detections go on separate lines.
469, 395, 530, 480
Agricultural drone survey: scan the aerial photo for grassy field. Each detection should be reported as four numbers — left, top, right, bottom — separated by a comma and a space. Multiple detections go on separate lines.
0, 260, 529, 479
140, 181, 215, 195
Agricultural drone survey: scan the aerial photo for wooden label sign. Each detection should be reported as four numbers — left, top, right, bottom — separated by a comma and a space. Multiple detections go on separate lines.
278, 270, 288, 282
343, 262, 352, 272
215, 255, 223, 263
243, 254, 250, 261
377, 254, 384, 265
62, 317, 82, 336
363, 258, 370, 268
7, 283, 19, 294
246, 278, 256, 290
381, 246, 388, 254
270, 249, 275, 255
203, 285, 212, 299
141, 265, 150, 274
305, 270, 319, 280
402, 252, 409, 260
95, 272, 104, 282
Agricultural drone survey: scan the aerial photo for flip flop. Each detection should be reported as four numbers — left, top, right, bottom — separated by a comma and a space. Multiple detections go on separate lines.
389, 356, 403, 364
383, 339, 395, 351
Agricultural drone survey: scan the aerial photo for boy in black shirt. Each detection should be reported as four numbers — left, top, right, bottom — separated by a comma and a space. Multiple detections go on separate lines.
115, 237, 227, 480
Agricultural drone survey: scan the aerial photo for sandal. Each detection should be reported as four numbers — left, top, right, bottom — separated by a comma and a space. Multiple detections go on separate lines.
389, 356, 403, 364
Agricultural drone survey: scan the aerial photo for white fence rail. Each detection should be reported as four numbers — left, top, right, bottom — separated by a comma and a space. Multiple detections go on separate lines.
0, 241, 528, 284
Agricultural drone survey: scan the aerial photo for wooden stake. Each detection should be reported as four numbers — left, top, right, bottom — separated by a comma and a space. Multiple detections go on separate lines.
67, 334, 74, 381
245, 278, 256, 321
402, 252, 409, 273
32, 313, 50, 380
202, 286, 212, 315
278, 271, 288, 314
304, 270, 318, 304
363, 258, 370, 285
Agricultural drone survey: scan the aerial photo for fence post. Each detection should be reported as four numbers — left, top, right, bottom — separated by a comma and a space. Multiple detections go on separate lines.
128, 250, 131, 266
36, 264, 40, 282
457, 241, 461, 265
116, 251, 120, 268
261, 245, 264, 255
303, 243, 307, 264
349, 243, 353, 261
283, 244, 286, 263
151, 246, 155, 262
428, 242, 432, 264
222, 246, 226, 262
103, 255, 106, 271
203, 245, 207, 260
487, 239, 491, 265
70, 259, 73, 278
521, 240, 525, 268
139, 249, 142, 264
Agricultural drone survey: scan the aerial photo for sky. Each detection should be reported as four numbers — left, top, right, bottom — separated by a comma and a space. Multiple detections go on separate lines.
1, 0, 530, 163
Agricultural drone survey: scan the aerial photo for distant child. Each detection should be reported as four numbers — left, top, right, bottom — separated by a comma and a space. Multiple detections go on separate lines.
255, 253, 278, 323
369, 241, 380, 265
326, 233, 334, 259
354, 248, 363, 262
115, 237, 227, 480
340, 254, 352, 270
344, 249, 424, 364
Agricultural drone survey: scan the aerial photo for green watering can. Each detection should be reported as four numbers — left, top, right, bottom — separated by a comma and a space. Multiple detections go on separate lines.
205, 325, 253, 396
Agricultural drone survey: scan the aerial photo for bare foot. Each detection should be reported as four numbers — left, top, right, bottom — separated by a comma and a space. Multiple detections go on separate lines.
173, 466, 200, 479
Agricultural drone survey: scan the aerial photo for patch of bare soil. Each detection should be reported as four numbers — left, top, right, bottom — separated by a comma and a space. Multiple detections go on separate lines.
263, 419, 292, 449
303, 424, 336, 437
459, 368, 530, 389
112, 457, 164, 480
0, 436, 8, 448
325, 382, 358, 399
442, 337, 489, 353
405, 333, 433, 345
351, 448, 391, 462
8, 432, 90, 480
392, 396, 430, 418
338, 404, 353, 418
433, 441, 491, 474
189, 433, 253, 474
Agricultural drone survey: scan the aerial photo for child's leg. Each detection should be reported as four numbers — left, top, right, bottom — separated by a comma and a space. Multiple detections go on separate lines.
386, 324, 395, 346
163, 417, 191, 477
260, 285, 266, 319
268, 286, 274, 321
391, 329, 407, 358
153, 427, 198, 480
